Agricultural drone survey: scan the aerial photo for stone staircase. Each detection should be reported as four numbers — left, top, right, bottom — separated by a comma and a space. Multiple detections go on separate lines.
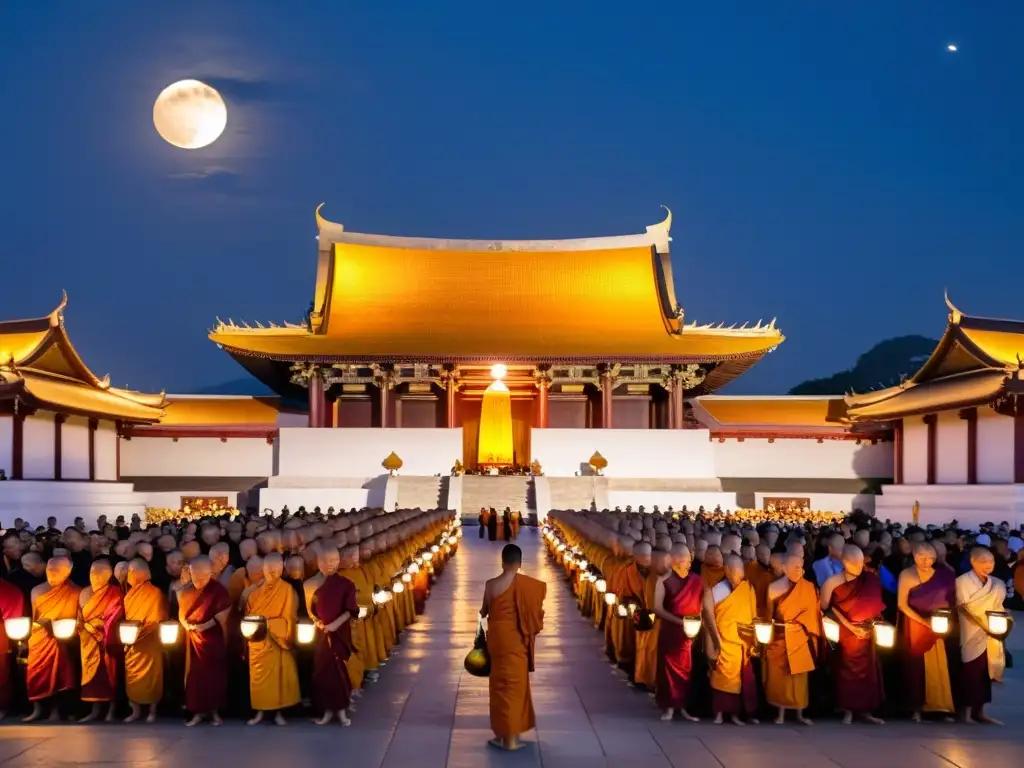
460, 476, 533, 520
393, 475, 450, 510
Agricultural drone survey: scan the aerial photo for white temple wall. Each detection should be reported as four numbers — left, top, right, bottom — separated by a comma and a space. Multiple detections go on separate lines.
94, 422, 118, 481
935, 411, 968, 484
712, 438, 892, 479
902, 419, 929, 485
61, 416, 91, 480
0, 417, 11, 475
977, 409, 1014, 484
276, 428, 461, 478
22, 412, 54, 480
121, 436, 274, 477
531, 429, 716, 478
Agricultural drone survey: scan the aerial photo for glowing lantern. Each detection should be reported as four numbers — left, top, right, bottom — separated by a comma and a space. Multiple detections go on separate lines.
296, 619, 316, 646
240, 615, 266, 640
596, 579, 607, 594
358, 606, 369, 619
402, 572, 413, 583
431, 545, 440, 554
616, 603, 629, 618
423, 552, 434, 562
408, 563, 420, 574
4, 617, 30, 642
986, 610, 1011, 637
51, 618, 77, 640
392, 580, 405, 593
930, 609, 951, 636
578, 559, 589, 571
604, 591, 617, 606
872, 621, 895, 649
682, 615, 702, 639
753, 619, 774, 645
159, 620, 180, 646
823, 616, 841, 644
118, 621, 142, 646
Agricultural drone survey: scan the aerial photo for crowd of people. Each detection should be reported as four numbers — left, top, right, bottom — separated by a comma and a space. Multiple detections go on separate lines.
0, 507, 460, 725
544, 508, 1020, 726
477, 508, 524, 542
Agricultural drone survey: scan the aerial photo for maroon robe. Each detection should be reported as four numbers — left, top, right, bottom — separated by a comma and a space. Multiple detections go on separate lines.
180, 580, 231, 713
311, 573, 359, 712
901, 567, 955, 711
80, 584, 125, 702
830, 571, 885, 712
0, 579, 25, 709
655, 572, 703, 710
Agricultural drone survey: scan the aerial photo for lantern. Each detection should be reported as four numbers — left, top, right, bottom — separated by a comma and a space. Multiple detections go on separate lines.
557, 543, 567, 553
431, 545, 440, 554
408, 563, 420, 574
296, 619, 316, 645
240, 615, 267, 641
118, 620, 142, 646
604, 592, 617, 606
51, 618, 77, 640
448, 536, 458, 546
616, 603, 629, 618
823, 616, 841, 644
392, 580, 405, 593
423, 552, 434, 562
159, 620, 180, 646
986, 610, 1011, 638
596, 579, 607, 594
402, 572, 413, 583
682, 615, 702, 639
930, 609, 951, 636
358, 606, 369, 619
872, 621, 896, 649
578, 559, 589, 571
4, 616, 30, 642
753, 619, 774, 645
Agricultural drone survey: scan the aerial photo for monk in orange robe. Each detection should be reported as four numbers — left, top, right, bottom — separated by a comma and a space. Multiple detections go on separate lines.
245, 553, 300, 725
123, 559, 168, 723
336, 546, 379, 682
482, 544, 546, 751
611, 542, 651, 674
765, 554, 822, 725
179, 555, 232, 726
706, 555, 759, 724
509, 510, 521, 541
24, 556, 81, 722
0, 576, 26, 720
79, 560, 125, 722
701, 546, 727, 590
744, 544, 776, 619
634, 550, 670, 689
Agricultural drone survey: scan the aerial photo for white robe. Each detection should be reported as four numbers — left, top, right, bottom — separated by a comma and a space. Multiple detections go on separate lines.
955, 571, 1006, 682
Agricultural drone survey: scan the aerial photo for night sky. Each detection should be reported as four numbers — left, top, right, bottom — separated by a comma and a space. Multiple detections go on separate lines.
1, 2, 1021, 397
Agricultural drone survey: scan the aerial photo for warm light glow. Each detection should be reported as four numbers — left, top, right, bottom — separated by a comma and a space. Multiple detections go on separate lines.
448, 536, 458, 546
51, 618, 77, 640
408, 563, 420, 574
118, 621, 141, 646
578, 559, 589, 570
159, 620, 180, 646
431, 544, 440, 554
616, 603, 629, 618
296, 619, 316, 646
604, 592, 617, 606
823, 616, 841, 644
153, 79, 228, 150
402, 572, 413, 583
4, 617, 30, 642
358, 605, 369, 619
423, 551, 434, 562
490, 363, 507, 380
478, 377, 513, 465
682, 615, 702, 639
873, 621, 895, 649
930, 611, 951, 636
392, 581, 405, 593
596, 579, 607, 594
753, 619, 773, 645
240, 615, 265, 640
987, 611, 1010, 637
557, 543, 567, 552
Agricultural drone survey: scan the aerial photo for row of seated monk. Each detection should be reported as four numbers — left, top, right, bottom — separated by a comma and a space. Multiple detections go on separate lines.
546, 508, 1017, 726
0, 506, 460, 725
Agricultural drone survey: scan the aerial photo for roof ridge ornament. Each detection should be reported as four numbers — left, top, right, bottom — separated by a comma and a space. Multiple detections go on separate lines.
48, 290, 68, 328
315, 203, 343, 232
944, 289, 963, 324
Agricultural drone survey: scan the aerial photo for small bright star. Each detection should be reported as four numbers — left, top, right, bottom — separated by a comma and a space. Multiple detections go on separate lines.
947, 44, 958, 52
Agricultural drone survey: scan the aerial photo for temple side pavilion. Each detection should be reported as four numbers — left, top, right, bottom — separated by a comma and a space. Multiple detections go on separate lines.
210, 207, 784, 467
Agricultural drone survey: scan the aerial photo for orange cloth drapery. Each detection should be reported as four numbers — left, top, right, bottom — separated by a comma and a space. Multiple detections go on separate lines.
245, 579, 301, 712
124, 581, 167, 705
478, 381, 514, 466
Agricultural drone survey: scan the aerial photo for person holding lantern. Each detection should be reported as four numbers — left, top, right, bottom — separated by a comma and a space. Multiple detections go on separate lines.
653, 544, 702, 722
78, 560, 125, 722
0, 574, 26, 721
24, 556, 81, 722
955, 547, 1007, 725
123, 559, 168, 723
705, 555, 759, 725
244, 553, 300, 725
633, 549, 670, 690
178, 555, 232, 727
308, 545, 358, 726
610, 541, 650, 675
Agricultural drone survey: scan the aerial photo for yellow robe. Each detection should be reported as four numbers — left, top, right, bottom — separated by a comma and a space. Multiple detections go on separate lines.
633, 571, 661, 687
611, 564, 646, 664
123, 581, 167, 705
710, 581, 756, 694
245, 579, 301, 711
764, 579, 821, 709
337, 566, 374, 685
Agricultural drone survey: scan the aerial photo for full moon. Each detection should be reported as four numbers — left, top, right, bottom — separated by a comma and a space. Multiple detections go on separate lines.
153, 79, 227, 150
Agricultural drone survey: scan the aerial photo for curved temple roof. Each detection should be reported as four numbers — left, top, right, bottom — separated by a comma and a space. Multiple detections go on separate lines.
0, 295, 165, 422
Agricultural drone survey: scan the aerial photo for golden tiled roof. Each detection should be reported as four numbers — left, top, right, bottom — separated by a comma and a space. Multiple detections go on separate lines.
845, 370, 1007, 421
160, 396, 280, 426
696, 397, 848, 428
0, 296, 164, 422
211, 241, 783, 363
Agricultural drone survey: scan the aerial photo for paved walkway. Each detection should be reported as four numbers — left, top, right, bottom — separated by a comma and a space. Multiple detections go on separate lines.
0, 529, 1020, 767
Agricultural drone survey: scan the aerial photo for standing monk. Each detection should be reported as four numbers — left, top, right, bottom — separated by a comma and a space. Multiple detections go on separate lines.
611, 542, 651, 675
24, 556, 80, 722
78, 560, 125, 722
123, 559, 167, 723
482, 544, 545, 752
634, 550, 670, 690
898, 542, 955, 721
765, 554, 822, 725
179, 555, 232, 727
820, 544, 885, 725
653, 544, 702, 722
309, 546, 358, 726
335, 546, 373, 690
744, 543, 775, 619
0, 576, 26, 721
705, 555, 759, 725
245, 553, 300, 725
510, 510, 521, 541
955, 547, 1006, 725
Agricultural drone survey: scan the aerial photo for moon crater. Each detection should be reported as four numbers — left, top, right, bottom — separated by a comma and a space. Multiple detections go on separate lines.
153, 79, 227, 150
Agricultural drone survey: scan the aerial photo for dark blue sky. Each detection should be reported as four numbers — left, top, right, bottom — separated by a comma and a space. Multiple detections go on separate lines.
1, 2, 1021, 396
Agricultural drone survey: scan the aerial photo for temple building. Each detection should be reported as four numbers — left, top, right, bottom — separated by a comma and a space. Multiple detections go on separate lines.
209, 207, 784, 468
846, 296, 1024, 524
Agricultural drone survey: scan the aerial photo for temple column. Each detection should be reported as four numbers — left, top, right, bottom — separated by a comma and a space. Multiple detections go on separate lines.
671, 376, 685, 429
600, 369, 615, 429
88, 417, 98, 481
1014, 403, 1024, 483
924, 413, 937, 484
11, 409, 24, 480
533, 367, 550, 428
960, 407, 977, 485
54, 413, 66, 480
443, 367, 460, 428
892, 419, 904, 485
666, 380, 677, 429
375, 367, 395, 428
307, 367, 327, 428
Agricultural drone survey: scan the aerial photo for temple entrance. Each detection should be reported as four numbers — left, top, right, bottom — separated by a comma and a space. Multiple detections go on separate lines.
477, 375, 514, 467
459, 364, 534, 471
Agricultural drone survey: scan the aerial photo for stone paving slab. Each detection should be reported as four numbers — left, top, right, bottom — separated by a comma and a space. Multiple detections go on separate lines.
0, 529, 1019, 767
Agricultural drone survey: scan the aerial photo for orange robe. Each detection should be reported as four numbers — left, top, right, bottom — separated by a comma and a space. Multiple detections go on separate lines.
80, 584, 125, 702
710, 580, 758, 716
124, 581, 168, 705
27, 581, 81, 701
245, 579, 301, 711
611, 563, 646, 665
701, 564, 727, 591
487, 574, 546, 739
744, 561, 775, 619
764, 579, 821, 709
337, 567, 373, 686
633, 571, 661, 687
